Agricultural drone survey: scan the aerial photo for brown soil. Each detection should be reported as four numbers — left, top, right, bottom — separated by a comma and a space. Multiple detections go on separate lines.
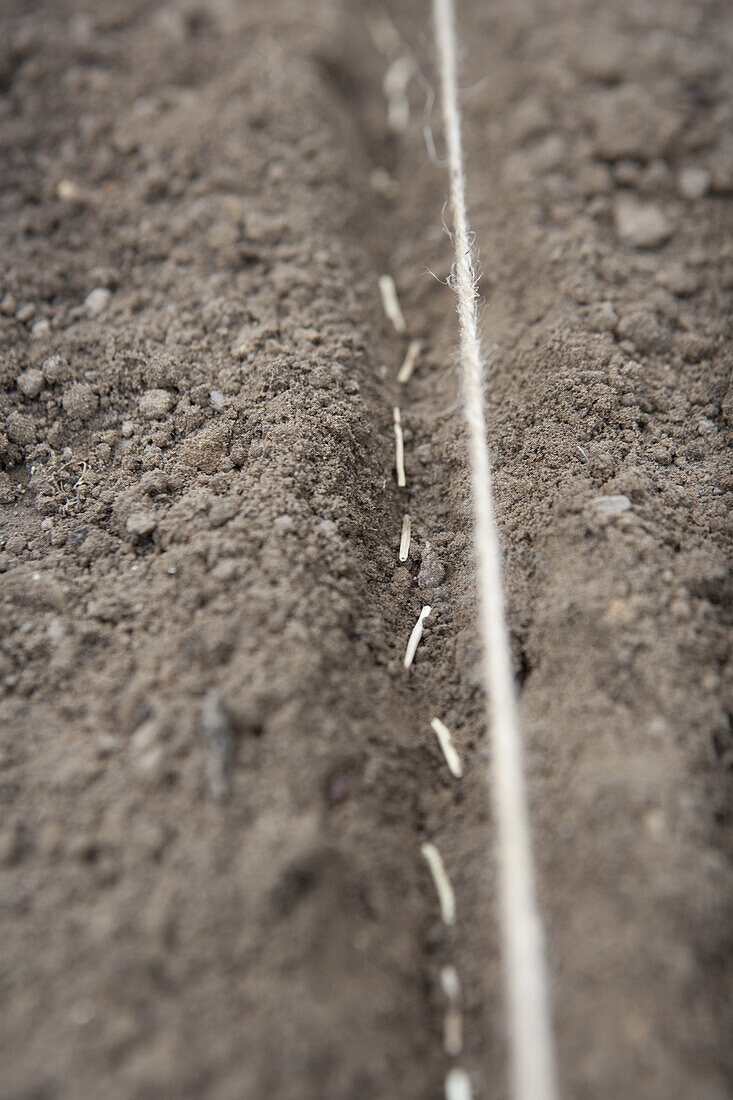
1, 1, 732, 1098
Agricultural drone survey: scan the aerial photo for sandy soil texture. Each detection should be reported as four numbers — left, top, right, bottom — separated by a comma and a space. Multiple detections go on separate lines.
1, 1, 732, 1098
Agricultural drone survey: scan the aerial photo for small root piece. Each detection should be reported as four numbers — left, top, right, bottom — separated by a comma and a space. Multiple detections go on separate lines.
421, 840, 456, 925
399, 513, 412, 562
379, 274, 406, 333
404, 604, 431, 668
430, 717, 463, 778
397, 339, 422, 383
393, 406, 406, 487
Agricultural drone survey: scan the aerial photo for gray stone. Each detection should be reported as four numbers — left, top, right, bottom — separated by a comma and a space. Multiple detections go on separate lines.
614, 197, 673, 249
83, 287, 111, 317
677, 167, 711, 200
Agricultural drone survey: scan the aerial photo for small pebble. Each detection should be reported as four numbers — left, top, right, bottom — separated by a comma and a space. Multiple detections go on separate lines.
16, 303, 36, 323
0, 292, 17, 316
57, 179, 82, 202
370, 167, 399, 197
677, 167, 710, 200
614, 196, 673, 249
70, 1000, 95, 1027
209, 390, 225, 410
83, 287, 111, 317
31, 319, 51, 338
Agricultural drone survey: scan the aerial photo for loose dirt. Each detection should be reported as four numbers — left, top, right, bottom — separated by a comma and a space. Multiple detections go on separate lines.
1, 2, 731, 1099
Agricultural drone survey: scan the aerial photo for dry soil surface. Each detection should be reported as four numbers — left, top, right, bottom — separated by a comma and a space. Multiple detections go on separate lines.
1, 1, 732, 1098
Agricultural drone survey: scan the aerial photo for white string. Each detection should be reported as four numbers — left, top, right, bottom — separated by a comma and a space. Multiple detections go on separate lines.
432, 2, 559, 1098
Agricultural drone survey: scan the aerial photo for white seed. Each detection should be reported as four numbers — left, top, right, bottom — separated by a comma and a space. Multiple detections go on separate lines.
393, 406, 406, 487
370, 168, 399, 197
384, 53, 414, 99
57, 179, 81, 201
445, 1068, 473, 1100
399, 513, 412, 562
440, 965, 462, 1002
383, 55, 415, 133
379, 274, 406, 333
397, 339, 422, 383
430, 717, 463, 778
421, 841, 455, 925
440, 965, 463, 1056
404, 605, 431, 669
444, 1006, 463, 1056
365, 9, 401, 56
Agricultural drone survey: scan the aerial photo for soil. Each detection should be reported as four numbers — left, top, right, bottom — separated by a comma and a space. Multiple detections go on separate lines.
1, 1, 732, 1098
